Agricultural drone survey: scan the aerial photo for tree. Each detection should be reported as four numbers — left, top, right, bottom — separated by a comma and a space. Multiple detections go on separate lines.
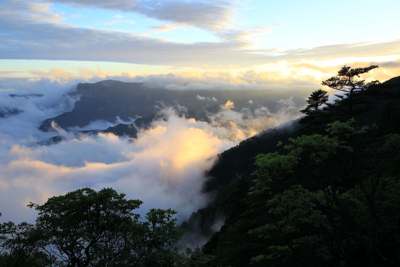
140, 209, 181, 266
301, 89, 329, 115
249, 186, 332, 267
0, 221, 51, 267
322, 65, 379, 114
0, 188, 181, 267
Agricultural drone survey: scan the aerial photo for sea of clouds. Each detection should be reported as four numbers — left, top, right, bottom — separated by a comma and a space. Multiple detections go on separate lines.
0, 78, 301, 222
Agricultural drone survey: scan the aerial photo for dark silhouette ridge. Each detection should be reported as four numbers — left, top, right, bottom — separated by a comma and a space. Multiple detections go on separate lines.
182, 74, 400, 266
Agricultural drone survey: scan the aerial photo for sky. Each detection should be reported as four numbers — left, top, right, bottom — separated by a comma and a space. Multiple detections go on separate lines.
1, 0, 400, 86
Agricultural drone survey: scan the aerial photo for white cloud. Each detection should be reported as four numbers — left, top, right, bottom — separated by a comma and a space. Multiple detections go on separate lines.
0, 79, 301, 223
52, 0, 234, 30
0, 0, 62, 24
0, 0, 266, 67
196, 94, 218, 102
1, 0, 399, 72
222, 99, 235, 110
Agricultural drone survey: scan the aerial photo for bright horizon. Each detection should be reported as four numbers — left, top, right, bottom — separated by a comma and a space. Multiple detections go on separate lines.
1, 0, 400, 87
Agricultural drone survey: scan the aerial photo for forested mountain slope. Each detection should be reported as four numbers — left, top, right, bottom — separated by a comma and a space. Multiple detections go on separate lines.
190, 75, 400, 266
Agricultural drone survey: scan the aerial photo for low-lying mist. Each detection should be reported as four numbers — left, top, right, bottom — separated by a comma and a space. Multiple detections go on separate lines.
0, 79, 302, 222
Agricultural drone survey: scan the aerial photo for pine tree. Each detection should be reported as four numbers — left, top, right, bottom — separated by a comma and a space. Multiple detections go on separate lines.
301, 89, 329, 115
322, 65, 379, 114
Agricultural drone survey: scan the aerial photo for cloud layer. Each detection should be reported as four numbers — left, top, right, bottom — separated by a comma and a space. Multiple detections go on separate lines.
0, 79, 301, 222
53, 0, 233, 30
1, 0, 399, 72
0, 0, 259, 66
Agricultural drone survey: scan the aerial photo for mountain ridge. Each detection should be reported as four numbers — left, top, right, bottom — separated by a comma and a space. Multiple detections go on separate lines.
39, 80, 307, 132
188, 75, 400, 266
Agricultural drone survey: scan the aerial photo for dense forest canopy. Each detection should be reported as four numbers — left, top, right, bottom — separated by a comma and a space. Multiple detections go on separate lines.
2, 66, 400, 266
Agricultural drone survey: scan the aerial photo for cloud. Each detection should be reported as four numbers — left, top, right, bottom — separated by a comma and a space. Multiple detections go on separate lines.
218, 27, 273, 47
380, 61, 400, 68
1, 0, 62, 24
0, 78, 301, 223
209, 98, 301, 140
1, 115, 230, 221
3, 61, 395, 94
52, 0, 234, 30
1, 1, 398, 100
222, 99, 235, 110
151, 23, 181, 33
283, 41, 400, 60
196, 94, 218, 102
1, 0, 400, 73
0, 0, 266, 67
127, 72, 318, 91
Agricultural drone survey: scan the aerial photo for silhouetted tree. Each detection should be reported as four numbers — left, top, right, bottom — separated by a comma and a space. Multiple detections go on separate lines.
0, 188, 181, 267
0, 221, 51, 267
322, 65, 379, 114
301, 89, 329, 115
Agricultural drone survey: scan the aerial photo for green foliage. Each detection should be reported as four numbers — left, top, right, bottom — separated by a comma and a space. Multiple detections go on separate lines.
203, 117, 400, 266
381, 133, 400, 153
379, 134, 400, 175
322, 65, 379, 94
284, 134, 340, 164
0, 222, 51, 267
254, 133, 343, 193
197, 67, 400, 267
253, 153, 297, 196
249, 186, 331, 267
179, 249, 216, 267
322, 65, 379, 114
301, 89, 329, 115
326, 119, 357, 139
0, 188, 181, 267
255, 153, 297, 180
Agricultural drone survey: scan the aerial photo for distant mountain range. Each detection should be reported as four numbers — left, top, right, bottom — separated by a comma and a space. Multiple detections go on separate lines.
39, 80, 308, 137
